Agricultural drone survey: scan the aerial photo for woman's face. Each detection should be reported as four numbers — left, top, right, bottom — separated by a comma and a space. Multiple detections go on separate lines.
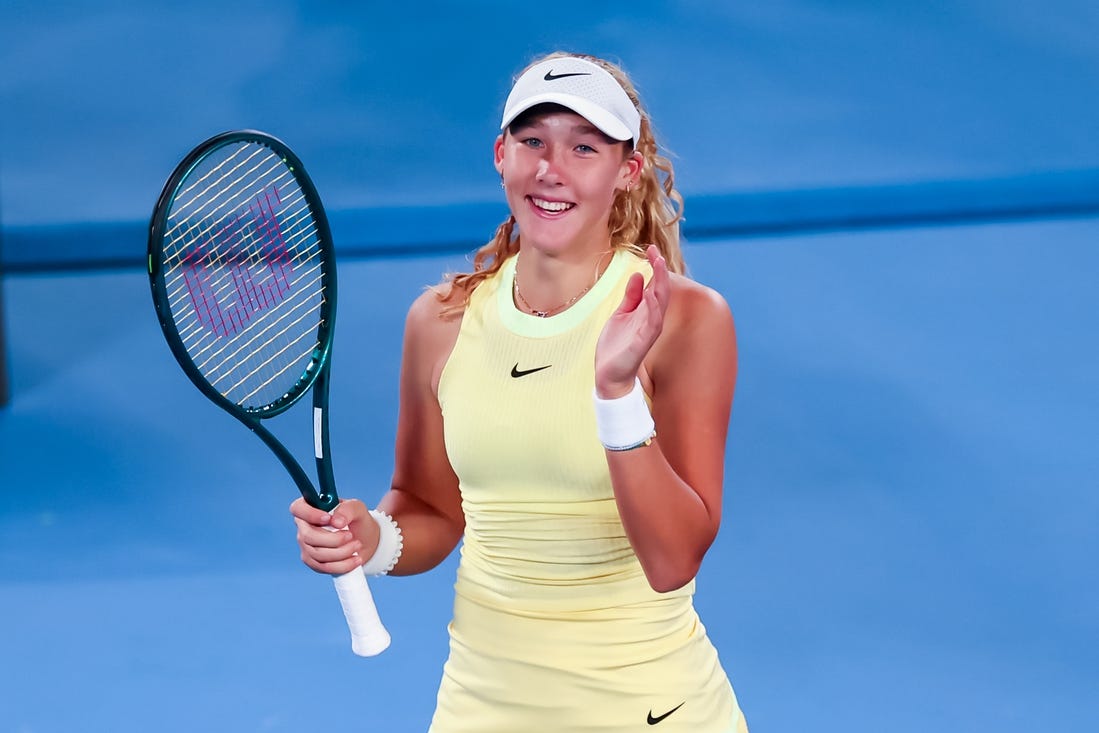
494, 109, 641, 258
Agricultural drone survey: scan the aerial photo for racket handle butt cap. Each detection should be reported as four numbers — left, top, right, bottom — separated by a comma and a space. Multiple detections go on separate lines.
351, 629, 392, 657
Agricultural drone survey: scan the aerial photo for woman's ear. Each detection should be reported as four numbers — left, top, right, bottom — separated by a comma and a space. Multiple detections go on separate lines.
620, 149, 643, 190
493, 134, 506, 175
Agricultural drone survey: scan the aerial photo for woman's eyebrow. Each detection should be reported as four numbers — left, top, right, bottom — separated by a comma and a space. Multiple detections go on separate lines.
510, 119, 614, 144
513, 119, 602, 133
573, 123, 605, 137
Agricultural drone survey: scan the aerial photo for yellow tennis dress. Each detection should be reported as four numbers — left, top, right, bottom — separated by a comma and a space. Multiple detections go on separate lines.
432, 248, 747, 733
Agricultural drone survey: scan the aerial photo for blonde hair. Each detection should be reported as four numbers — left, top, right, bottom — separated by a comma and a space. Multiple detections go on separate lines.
437, 51, 685, 316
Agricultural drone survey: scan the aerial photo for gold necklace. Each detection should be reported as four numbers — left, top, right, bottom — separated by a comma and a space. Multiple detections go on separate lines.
513, 253, 609, 318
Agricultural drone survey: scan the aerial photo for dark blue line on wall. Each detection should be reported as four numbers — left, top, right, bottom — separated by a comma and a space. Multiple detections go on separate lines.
4, 169, 1099, 273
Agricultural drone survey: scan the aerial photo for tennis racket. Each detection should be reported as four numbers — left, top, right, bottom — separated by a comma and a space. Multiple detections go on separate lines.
147, 129, 389, 657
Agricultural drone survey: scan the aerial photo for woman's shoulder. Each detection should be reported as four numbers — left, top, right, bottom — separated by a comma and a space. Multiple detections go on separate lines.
405, 287, 464, 349
647, 272, 736, 391
401, 287, 465, 394
651, 272, 735, 367
667, 272, 734, 328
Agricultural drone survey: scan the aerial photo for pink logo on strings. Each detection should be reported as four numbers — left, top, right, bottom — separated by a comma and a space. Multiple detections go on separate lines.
182, 185, 295, 338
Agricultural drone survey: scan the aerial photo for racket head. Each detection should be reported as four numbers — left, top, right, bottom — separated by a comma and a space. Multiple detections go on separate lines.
147, 130, 337, 421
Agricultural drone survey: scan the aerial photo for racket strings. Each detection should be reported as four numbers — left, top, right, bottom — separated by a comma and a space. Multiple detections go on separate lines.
163, 146, 287, 252
167, 196, 322, 402
164, 157, 299, 278
163, 194, 314, 322
171, 244, 324, 401
165, 193, 317, 337
199, 267, 326, 389
171, 232, 323, 377
160, 141, 328, 410
176, 243, 323, 408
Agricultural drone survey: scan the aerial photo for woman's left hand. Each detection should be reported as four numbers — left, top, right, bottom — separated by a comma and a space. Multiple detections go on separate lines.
594, 244, 670, 398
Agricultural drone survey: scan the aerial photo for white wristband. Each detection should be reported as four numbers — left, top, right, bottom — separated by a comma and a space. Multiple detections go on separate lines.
593, 377, 656, 451
361, 509, 403, 577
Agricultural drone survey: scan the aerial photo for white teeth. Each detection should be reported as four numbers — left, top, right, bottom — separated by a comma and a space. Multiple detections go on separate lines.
531, 197, 573, 212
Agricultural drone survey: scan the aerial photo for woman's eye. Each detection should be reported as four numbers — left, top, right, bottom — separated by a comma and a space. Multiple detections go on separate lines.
521, 137, 543, 148
576, 144, 596, 154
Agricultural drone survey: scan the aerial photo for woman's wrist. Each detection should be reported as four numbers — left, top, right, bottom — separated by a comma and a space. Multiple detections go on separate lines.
594, 377, 637, 400
360, 509, 404, 576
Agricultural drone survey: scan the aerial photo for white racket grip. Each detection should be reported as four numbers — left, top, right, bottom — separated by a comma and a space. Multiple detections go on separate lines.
332, 569, 390, 656
322, 519, 390, 656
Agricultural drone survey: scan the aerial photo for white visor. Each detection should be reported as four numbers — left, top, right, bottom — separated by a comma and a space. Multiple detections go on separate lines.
501, 57, 641, 147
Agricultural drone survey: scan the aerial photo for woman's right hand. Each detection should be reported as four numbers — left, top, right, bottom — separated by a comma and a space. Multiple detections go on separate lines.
290, 497, 380, 576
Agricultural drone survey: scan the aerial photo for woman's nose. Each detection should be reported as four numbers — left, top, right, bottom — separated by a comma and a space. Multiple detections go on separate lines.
535, 153, 562, 184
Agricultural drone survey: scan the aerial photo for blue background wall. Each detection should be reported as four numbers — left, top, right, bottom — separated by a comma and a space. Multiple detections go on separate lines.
1, 3, 1097, 732
5, 0, 1099, 265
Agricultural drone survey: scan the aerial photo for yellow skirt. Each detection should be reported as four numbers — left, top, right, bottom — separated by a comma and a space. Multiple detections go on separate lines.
428, 593, 748, 733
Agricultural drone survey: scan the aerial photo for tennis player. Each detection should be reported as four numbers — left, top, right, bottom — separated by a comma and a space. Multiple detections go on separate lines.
291, 51, 747, 732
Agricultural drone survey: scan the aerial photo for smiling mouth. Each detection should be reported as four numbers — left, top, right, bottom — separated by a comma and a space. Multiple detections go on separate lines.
529, 196, 575, 213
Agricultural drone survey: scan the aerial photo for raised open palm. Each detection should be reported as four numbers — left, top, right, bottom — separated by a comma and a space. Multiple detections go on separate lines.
594, 245, 670, 398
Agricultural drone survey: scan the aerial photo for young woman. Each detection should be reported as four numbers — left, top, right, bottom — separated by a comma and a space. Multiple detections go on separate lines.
291, 52, 747, 732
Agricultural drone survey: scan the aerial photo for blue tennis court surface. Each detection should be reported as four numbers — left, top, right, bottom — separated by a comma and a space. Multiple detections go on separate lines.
2, 219, 1096, 731
2, 3, 1098, 732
